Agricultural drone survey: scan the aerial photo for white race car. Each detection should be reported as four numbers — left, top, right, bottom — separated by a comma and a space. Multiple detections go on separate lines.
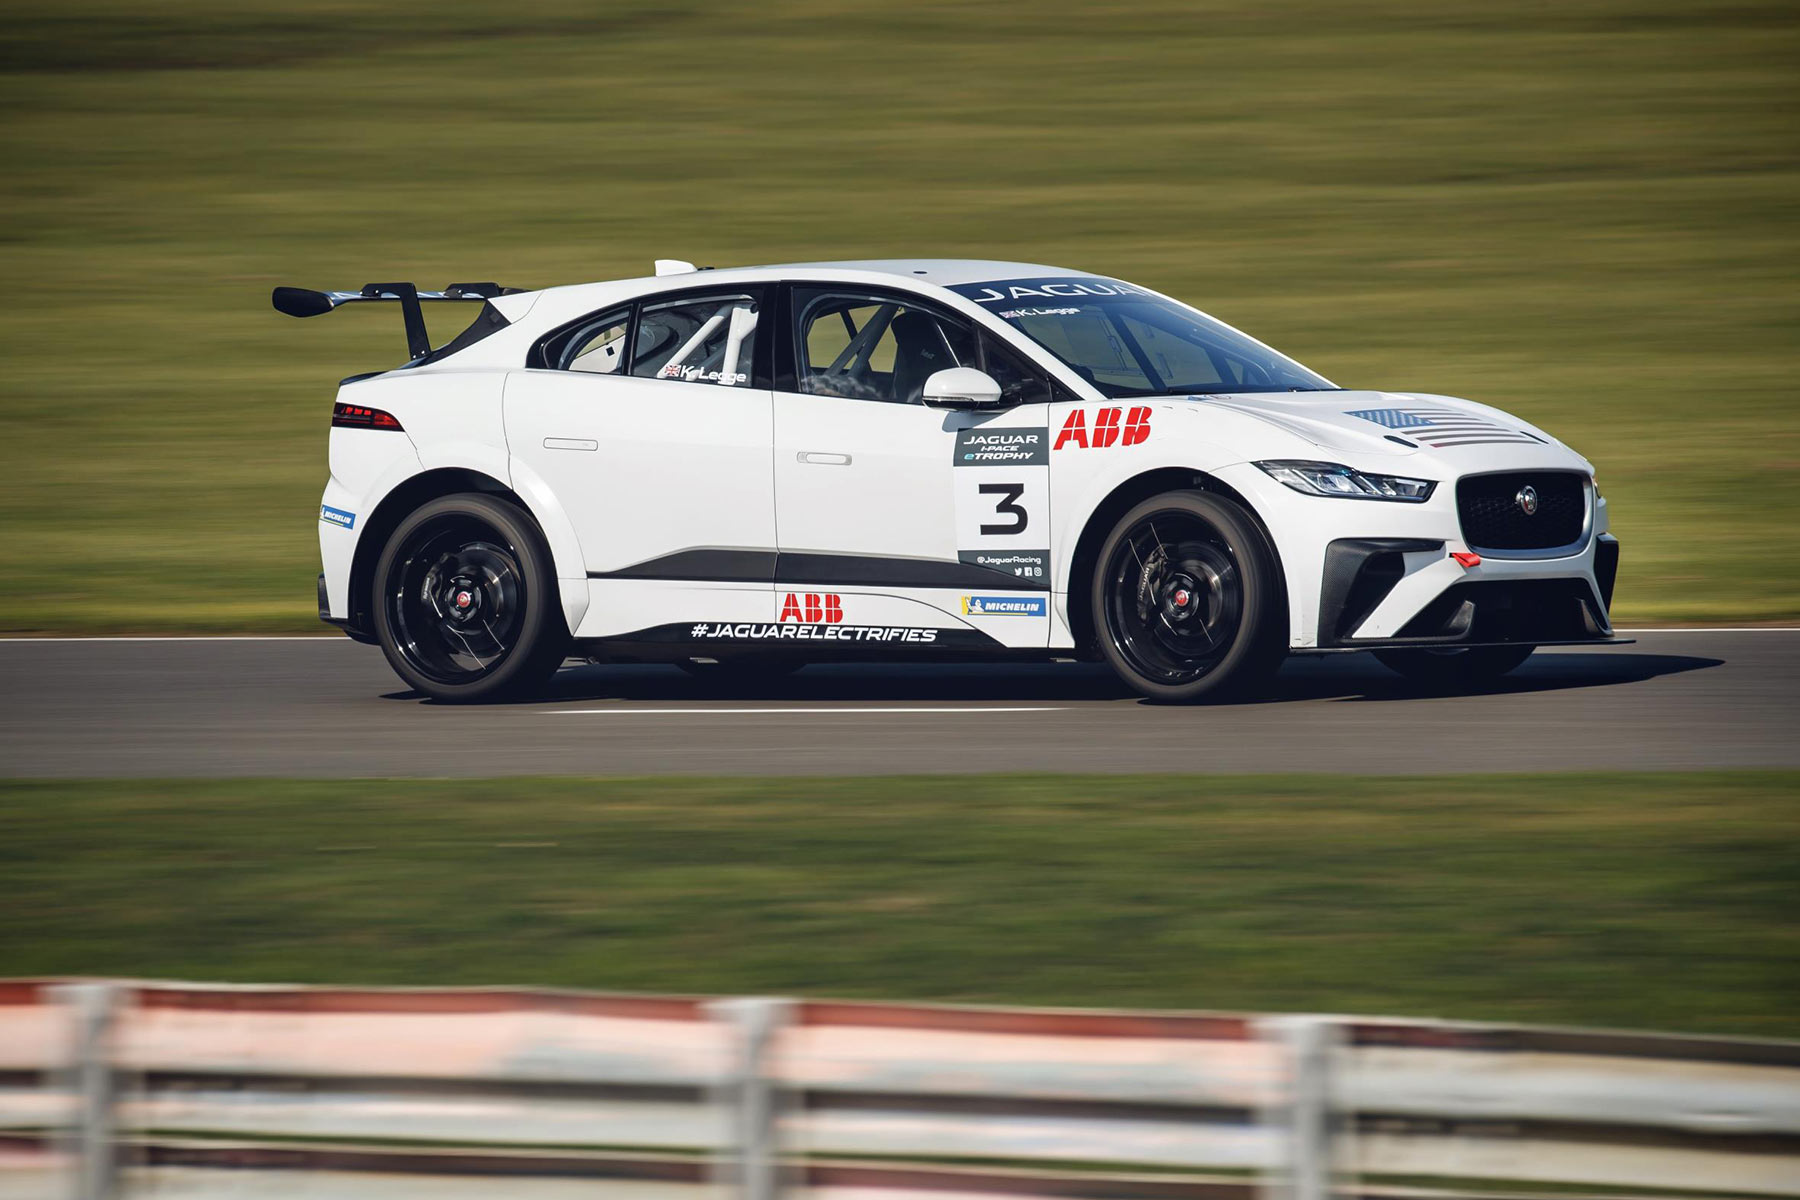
276, 260, 1622, 702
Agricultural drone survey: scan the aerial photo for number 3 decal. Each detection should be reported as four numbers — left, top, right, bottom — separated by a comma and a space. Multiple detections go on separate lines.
978, 482, 1029, 535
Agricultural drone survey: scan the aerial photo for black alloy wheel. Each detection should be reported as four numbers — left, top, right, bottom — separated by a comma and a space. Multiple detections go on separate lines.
372, 493, 567, 702
1091, 490, 1284, 702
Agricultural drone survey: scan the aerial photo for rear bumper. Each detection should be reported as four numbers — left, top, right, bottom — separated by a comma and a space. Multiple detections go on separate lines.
318, 572, 376, 643
1313, 534, 1622, 651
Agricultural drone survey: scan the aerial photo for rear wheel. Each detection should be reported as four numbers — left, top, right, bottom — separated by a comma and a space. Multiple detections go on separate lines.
371, 493, 568, 703
1375, 644, 1533, 686
1090, 490, 1285, 703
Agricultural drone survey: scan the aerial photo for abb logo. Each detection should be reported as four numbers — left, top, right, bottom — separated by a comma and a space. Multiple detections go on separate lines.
779, 592, 844, 623
1055, 406, 1151, 450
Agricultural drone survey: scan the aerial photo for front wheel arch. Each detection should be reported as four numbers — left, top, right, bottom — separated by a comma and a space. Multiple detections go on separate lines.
1064, 468, 1286, 656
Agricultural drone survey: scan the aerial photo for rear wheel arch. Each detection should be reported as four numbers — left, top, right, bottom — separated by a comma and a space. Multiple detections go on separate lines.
370, 490, 569, 703
348, 469, 524, 636
1064, 468, 1285, 655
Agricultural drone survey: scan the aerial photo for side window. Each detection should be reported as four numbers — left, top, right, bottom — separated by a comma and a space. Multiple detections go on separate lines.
629, 293, 760, 387
980, 334, 1059, 407
535, 305, 631, 373
795, 290, 976, 404
563, 310, 631, 374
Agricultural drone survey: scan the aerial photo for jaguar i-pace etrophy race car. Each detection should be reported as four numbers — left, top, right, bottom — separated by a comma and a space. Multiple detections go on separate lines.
275, 259, 1623, 703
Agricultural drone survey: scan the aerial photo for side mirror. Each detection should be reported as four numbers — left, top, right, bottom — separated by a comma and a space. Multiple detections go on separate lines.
921, 367, 1004, 410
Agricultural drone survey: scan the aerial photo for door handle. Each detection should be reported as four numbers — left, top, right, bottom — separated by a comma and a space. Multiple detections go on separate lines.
544, 437, 599, 452
797, 451, 851, 466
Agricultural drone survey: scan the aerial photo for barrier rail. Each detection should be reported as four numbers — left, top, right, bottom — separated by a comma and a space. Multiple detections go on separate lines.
1, 980, 1795, 1199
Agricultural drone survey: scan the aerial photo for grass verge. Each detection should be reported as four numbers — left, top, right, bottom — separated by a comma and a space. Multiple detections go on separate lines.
2, 772, 1794, 1037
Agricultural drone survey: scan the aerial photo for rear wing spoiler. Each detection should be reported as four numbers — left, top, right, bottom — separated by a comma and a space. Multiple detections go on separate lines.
272, 282, 525, 361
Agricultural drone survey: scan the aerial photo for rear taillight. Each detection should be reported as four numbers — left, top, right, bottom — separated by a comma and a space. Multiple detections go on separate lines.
332, 402, 404, 430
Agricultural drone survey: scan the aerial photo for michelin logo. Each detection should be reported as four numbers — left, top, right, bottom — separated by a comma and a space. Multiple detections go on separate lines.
320, 505, 356, 530
961, 595, 1047, 618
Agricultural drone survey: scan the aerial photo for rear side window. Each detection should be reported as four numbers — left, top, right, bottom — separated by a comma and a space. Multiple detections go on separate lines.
562, 309, 631, 374
629, 293, 760, 387
533, 305, 630, 372
794, 289, 976, 404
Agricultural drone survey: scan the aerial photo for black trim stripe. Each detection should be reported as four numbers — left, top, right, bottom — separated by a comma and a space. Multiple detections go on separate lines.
777, 551, 1048, 592
589, 549, 1050, 592
587, 548, 775, 583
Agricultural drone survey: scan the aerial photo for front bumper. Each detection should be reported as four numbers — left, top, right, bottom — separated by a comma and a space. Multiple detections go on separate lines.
1212, 460, 1620, 651
1310, 533, 1621, 651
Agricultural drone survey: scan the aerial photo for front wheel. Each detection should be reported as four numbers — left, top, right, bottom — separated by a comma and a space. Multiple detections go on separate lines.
1375, 644, 1533, 686
371, 493, 568, 703
1090, 490, 1286, 703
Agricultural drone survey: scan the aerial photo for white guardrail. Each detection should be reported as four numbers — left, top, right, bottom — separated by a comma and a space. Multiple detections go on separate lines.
0, 980, 1796, 1200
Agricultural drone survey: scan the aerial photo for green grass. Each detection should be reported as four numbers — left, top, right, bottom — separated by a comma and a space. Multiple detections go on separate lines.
3, 772, 1795, 1038
1, 0, 1795, 631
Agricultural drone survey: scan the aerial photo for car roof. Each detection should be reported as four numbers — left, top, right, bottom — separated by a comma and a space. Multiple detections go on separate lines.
495, 259, 1108, 332
771, 259, 1097, 286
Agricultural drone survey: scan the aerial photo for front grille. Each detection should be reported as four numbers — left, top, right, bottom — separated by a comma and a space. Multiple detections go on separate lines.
1456, 471, 1586, 552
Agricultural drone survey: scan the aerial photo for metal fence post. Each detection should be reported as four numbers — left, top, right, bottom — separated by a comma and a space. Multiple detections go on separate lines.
708, 997, 792, 1200
51, 983, 120, 1200
1257, 1015, 1339, 1200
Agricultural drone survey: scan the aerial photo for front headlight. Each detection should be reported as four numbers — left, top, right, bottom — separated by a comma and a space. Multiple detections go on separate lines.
1255, 460, 1436, 502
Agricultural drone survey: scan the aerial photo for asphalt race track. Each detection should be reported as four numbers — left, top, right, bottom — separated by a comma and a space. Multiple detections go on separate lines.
1, 631, 1795, 778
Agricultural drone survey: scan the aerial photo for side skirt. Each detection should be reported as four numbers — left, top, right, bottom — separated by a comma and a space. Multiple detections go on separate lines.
1292, 637, 1635, 656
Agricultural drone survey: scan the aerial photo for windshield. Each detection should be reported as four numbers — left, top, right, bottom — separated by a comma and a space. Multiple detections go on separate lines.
950, 277, 1334, 398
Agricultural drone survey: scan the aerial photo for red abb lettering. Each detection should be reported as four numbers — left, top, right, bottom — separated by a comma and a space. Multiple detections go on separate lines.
1054, 409, 1087, 450
1056, 406, 1151, 450
780, 592, 844, 623
1122, 405, 1152, 446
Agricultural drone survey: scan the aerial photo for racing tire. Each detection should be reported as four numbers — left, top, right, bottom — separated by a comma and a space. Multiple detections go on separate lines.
674, 655, 804, 680
371, 493, 569, 703
1374, 644, 1534, 686
1090, 490, 1286, 703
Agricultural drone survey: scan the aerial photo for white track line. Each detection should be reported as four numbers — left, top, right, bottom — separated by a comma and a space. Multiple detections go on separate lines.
549, 706, 1062, 716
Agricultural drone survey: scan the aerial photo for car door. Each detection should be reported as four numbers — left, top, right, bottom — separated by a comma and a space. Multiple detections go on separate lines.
770, 284, 1058, 648
505, 287, 776, 639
